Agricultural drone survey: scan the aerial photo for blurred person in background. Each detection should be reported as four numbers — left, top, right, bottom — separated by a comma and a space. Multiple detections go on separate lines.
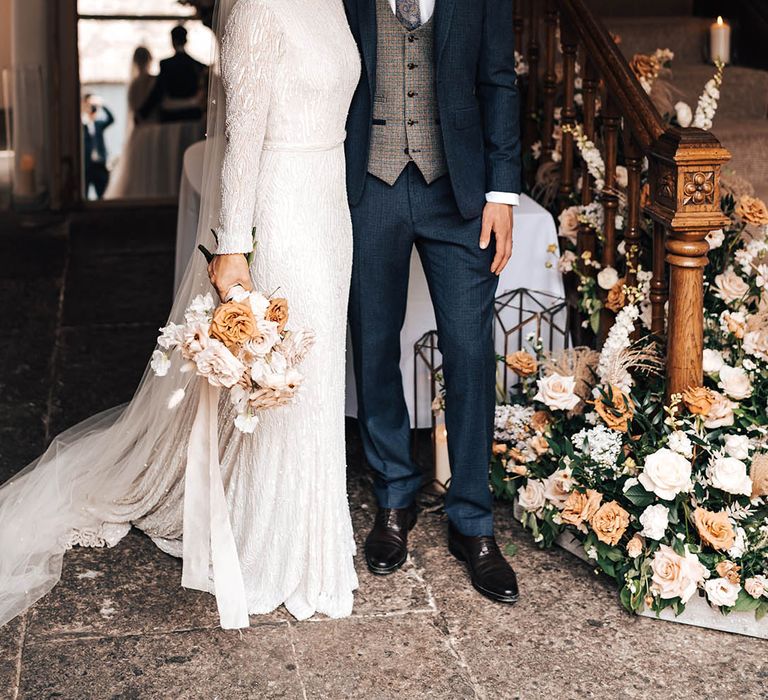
81, 93, 114, 199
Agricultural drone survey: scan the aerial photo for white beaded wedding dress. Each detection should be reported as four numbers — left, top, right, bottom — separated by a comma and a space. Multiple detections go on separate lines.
0, 0, 361, 629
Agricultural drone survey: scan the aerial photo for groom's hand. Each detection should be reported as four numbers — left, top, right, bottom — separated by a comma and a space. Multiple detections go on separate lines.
480, 203, 514, 276
208, 254, 253, 301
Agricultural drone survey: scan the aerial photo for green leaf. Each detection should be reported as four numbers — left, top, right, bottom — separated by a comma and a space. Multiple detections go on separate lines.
590, 310, 601, 335
623, 483, 655, 508
504, 543, 519, 558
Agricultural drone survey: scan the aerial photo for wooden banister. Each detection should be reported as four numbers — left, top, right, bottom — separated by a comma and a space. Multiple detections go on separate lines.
521, 0, 731, 397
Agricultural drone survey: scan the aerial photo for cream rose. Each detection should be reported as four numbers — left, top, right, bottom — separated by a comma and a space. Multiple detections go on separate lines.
723, 434, 750, 461
703, 391, 736, 429
714, 268, 750, 305
638, 448, 693, 501
518, 479, 547, 513
750, 453, 768, 498
558, 206, 580, 244
194, 339, 246, 388
702, 348, 725, 374
744, 329, 768, 362
704, 578, 741, 608
745, 575, 768, 599
533, 373, 580, 411
709, 455, 753, 496
639, 504, 669, 540
650, 545, 707, 603
544, 469, 574, 509
626, 534, 644, 558
718, 365, 753, 401
597, 266, 620, 291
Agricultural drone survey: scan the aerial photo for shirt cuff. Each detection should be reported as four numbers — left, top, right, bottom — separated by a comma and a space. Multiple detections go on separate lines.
485, 192, 521, 206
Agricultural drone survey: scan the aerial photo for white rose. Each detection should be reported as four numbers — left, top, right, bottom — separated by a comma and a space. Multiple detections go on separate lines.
706, 228, 725, 250
667, 430, 693, 459
729, 526, 747, 559
702, 348, 725, 374
723, 434, 750, 461
234, 412, 259, 434
638, 448, 693, 501
151, 350, 171, 377
674, 101, 693, 127
639, 504, 669, 541
708, 455, 753, 496
718, 365, 753, 400
185, 293, 216, 324
533, 374, 580, 411
517, 479, 547, 513
597, 266, 620, 291
745, 576, 768, 599
714, 268, 750, 305
704, 578, 741, 608
650, 545, 707, 603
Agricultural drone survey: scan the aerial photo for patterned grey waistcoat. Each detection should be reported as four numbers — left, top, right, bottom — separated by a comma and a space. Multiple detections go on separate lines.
367, 0, 449, 185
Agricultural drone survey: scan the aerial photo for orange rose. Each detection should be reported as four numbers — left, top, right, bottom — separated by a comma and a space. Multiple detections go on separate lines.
681, 386, 715, 416
561, 489, 603, 528
693, 507, 736, 552
735, 195, 768, 226
715, 560, 741, 585
750, 453, 768, 498
209, 301, 257, 352
506, 351, 538, 377
266, 298, 289, 334
594, 385, 634, 432
605, 278, 627, 313
590, 501, 630, 546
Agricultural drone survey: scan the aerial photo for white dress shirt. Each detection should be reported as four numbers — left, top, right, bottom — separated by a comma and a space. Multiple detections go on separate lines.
386, 0, 519, 206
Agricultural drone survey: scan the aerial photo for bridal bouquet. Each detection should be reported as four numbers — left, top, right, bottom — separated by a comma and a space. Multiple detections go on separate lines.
151, 286, 315, 433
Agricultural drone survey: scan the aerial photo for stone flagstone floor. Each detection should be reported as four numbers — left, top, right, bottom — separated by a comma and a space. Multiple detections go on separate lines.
0, 209, 766, 699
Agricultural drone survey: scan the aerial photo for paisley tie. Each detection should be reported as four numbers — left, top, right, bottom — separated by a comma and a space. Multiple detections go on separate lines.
396, 0, 422, 30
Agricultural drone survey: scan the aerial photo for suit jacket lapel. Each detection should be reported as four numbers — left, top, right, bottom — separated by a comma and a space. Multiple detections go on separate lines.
358, 0, 377, 98
434, 0, 457, 74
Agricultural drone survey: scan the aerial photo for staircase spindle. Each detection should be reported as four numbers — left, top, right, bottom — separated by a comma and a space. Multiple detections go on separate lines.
623, 133, 643, 290
541, 0, 559, 161
558, 19, 578, 206
524, 0, 541, 152
598, 96, 620, 340
650, 221, 668, 336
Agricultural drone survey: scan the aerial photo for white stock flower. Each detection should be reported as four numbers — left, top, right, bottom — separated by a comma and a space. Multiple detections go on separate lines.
597, 266, 620, 291
157, 322, 183, 350
248, 292, 270, 319
234, 413, 259, 434
708, 455, 753, 496
185, 293, 216, 324
723, 434, 750, 461
674, 101, 693, 127
702, 348, 725, 374
729, 526, 748, 559
667, 431, 693, 459
718, 365, 753, 400
518, 479, 547, 514
638, 448, 693, 501
704, 578, 741, 608
151, 350, 171, 377
639, 504, 669, 541
533, 374, 580, 411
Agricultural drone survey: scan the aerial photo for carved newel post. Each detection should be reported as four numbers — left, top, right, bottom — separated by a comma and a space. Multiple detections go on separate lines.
646, 128, 730, 398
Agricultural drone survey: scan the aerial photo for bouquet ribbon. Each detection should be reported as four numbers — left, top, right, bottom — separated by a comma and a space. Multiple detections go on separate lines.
181, 382, 249, 629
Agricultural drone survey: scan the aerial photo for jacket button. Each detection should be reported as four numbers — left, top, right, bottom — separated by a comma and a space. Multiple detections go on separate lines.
407, 91, 417, 97
407, 119, 418, 126
408, 35, 415, 42
403, 147, 410, 154
407, 63, 417, 70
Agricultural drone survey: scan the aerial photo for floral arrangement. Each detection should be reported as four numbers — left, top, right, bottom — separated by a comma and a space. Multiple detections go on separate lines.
151, 243, 314, 433
490, 191, 768, 620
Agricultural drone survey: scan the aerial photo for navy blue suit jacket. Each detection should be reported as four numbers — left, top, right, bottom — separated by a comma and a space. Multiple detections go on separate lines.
343, 0, 521, 220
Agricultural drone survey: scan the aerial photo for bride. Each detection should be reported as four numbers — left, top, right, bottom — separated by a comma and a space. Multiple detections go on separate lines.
0, 0, 361, 629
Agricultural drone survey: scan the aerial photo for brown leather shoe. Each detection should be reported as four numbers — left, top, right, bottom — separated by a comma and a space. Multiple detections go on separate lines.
364, 504, 418, 575
448, 523, 519, 604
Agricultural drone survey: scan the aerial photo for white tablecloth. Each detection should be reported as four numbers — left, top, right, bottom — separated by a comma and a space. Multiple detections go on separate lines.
176, 142, 563, 427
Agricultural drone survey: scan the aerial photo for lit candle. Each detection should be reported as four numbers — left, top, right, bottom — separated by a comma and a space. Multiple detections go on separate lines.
710, 16, 731, 65
434, 423, 451, 493
16, 153, 36, 197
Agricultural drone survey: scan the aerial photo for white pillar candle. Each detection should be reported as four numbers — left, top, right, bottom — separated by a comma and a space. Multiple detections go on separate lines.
434, 423, 451, 494
710, 16, 731, 65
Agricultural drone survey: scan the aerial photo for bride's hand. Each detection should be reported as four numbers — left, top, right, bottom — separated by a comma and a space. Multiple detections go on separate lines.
207, 254, 253, 301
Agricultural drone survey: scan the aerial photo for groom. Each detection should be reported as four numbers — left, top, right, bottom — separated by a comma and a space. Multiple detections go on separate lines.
344, 0, 521, 603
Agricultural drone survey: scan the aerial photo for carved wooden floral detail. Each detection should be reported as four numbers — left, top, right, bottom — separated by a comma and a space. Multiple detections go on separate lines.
682, 170, 715, 206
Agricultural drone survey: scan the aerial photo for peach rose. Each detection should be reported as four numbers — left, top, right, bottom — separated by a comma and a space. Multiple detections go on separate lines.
530, 410, 552, 435
703, 391, 736, 429
209, 301, 257, 352
605, 278, 627, 313
626, 534, 644, 558
630, 53, 659, 80
681, 386, 715, 416
693, 507, 736, 552
506, 351, 538, 377
750, 453, 768, 498
650, 545, 707, 603
266, 298, 289, 334
744, 329, 768, 362
735, 195, 768, 226
714, 268, 750, 305
590, 501, 630, 546
492, 442, 508, 456
530, 435, 550, 456
594, 385, 634, 432
721, 311, 747, 339
715, 560, 741, 585
561, 489, 603, 528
